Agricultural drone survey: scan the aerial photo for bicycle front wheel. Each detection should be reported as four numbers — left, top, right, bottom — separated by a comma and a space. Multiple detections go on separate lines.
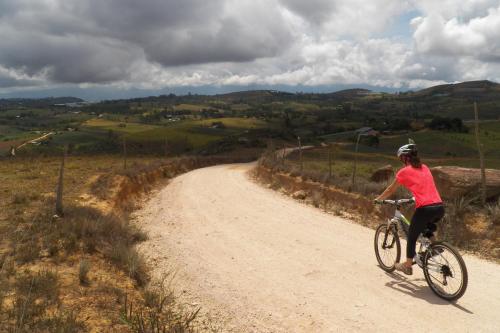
423, 241, 468, 301
374, 224, 401, 272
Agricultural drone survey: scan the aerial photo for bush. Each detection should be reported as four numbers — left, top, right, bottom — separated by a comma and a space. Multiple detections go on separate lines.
486, 200, 500, 226
15, 238, 40, 264
10, 270, 60, 329
12, 193, 29, 205
143, 276, 175, 312
41, 311, 85, 332
440, 197, 473, 243
108, 242, 148, 286
79, 260, 91, 285
122, 287, 199, 333
428, 116, 468, 133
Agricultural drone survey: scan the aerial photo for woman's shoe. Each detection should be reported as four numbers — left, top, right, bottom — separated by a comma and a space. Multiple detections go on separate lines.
395, 262, 413, 275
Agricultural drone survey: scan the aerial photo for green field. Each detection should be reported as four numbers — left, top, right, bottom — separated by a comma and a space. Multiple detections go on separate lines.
76, 117, 271, 151
173, 103, 208, 112
287, 121, 500, 181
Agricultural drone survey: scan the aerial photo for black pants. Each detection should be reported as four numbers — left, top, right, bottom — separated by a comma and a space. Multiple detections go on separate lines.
407, 204, 445, 258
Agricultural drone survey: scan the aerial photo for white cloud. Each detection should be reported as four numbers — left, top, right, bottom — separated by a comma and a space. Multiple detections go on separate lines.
1, 0, 500, 95
412, 6, 500, 60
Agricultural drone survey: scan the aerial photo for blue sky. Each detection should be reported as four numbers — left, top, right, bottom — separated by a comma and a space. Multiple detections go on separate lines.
1, 0, 499, 100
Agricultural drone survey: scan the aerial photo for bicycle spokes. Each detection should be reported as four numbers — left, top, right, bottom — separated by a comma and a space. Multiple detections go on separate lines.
423, 243, 467, 300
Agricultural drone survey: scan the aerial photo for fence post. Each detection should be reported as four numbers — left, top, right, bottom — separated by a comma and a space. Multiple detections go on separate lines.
298, 136, 303, 173
123, 137, 127, 170
55, 145, 68, 216
474, 102, 487, 205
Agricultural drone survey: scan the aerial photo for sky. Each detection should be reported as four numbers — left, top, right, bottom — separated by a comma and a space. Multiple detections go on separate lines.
1, 0, 500, 100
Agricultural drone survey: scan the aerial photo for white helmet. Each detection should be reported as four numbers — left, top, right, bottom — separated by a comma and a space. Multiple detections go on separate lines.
397, 143, 417, 158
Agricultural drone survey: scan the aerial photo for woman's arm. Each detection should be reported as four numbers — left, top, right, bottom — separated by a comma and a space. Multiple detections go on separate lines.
375, 179, 400, 201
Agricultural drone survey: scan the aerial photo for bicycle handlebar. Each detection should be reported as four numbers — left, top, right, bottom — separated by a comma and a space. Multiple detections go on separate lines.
374, 198, 415, 206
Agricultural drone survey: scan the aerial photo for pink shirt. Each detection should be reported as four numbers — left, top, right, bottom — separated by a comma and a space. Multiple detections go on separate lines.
396, 164, 442, 208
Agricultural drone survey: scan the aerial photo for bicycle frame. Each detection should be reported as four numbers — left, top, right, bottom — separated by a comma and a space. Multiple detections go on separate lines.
385, 204, 439, 271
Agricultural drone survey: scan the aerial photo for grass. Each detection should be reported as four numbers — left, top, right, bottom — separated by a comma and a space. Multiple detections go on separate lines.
486, 200, 500, 226
0, 155, 162, 330
0, 152, 259, 331
121, 278, 199, 333
298, 124, 500, 181
174, 103, 207, 111
83, 118, 161, 134
195, 117, 268, 129
108, 242, 148, 286
79, 259, 91, 285
80, 116, 270, 152
8, 269, 66, 331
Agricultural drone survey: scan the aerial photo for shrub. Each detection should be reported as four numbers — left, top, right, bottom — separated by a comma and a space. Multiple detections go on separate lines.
486, 200, 500, 226
143, 277, 175, 312
10, 270, 60, 329
79, 260, 91, 285
12, 193, 29, 205
0, 255, 15, 277
41, 311, 85, 332
15, 238, 40, 264
121, 291, 199, 333
310, 190, 324, 208
440, 196, 474, 243
108, 242, 148, 286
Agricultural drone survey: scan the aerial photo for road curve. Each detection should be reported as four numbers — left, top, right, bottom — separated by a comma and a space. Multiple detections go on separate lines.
135, 163, 500, 332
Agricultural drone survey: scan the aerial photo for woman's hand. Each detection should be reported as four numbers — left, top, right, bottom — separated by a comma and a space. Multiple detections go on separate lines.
375, 179, 400, 202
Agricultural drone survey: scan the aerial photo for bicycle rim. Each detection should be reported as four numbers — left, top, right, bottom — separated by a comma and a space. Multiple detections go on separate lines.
423, 242, 468, 301
374, 224, 400, 272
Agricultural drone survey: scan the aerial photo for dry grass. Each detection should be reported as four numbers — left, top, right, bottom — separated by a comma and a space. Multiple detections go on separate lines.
108, 242, 148, 287
79, 259, 91, 285
0, 269, 86, 332
0, 152, 255, 331
121, 276, 200, 333
486, 200, 500, 226
255, 163, 380, 223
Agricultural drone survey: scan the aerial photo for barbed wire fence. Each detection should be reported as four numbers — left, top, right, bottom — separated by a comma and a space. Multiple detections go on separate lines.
262, 139, 393, 197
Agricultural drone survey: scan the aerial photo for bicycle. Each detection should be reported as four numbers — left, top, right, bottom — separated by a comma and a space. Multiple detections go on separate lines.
373, 198, 468, 301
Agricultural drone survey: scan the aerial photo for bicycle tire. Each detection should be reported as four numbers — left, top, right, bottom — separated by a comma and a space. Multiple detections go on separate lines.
374, 224, 401, 272
423, 241, 468, 301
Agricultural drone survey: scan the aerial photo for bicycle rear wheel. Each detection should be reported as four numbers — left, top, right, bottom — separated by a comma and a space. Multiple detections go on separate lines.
374, 224, 401, 272
423, 241, 468, 301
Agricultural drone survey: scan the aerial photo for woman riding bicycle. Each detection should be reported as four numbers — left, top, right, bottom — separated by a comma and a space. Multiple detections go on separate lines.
375, 143, 444, 275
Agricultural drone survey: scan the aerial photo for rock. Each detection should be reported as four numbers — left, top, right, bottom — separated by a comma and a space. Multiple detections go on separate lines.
292, 190, 307, 200
431, 166, 500, 200
370, 165, 394, 182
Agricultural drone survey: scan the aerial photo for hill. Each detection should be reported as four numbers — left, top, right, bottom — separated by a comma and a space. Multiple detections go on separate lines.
412, 80, 500, 99
0, 97, 84, 108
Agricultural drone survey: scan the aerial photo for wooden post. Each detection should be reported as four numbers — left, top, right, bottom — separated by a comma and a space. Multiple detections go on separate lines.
123, 137, 127, 170
474, 102, 487, 205
351, 133, 361, 189
55, 145, 68, 216
298, 136, 303, 173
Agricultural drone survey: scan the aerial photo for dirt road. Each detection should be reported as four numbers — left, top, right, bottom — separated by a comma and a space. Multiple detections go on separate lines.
135, 163, 500, 332
16, 131, 54, 150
